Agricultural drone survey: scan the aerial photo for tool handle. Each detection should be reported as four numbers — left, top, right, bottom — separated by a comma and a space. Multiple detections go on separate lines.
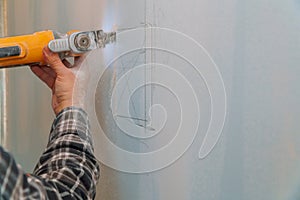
0, 31, 55, 68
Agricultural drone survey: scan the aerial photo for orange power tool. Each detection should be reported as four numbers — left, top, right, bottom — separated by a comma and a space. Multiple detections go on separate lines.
0, 29, 116, 68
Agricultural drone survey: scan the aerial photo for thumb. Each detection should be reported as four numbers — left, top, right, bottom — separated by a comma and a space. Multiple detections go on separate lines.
43, 46, 68, 75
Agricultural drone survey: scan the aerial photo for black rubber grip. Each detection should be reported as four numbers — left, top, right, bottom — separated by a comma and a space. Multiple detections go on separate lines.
0, 46, 21, 58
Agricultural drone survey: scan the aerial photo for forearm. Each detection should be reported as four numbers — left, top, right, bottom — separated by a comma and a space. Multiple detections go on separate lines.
33, 107, 100, 199
0, 107, 100, 199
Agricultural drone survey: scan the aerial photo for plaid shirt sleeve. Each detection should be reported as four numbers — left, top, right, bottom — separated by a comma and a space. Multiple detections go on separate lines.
0, 107, 100, 200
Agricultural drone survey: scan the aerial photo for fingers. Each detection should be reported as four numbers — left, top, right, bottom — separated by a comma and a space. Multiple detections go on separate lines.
30, 65, 55, 88
40, 66, 56, 78
43, 46, 69, 75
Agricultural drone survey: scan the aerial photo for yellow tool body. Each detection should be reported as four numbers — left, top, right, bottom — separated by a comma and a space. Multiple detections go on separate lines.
0, 31, 55, 68
0, 29, 116, 68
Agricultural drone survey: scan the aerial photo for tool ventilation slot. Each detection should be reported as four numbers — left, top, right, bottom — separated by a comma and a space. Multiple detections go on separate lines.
0, 46, 21, 58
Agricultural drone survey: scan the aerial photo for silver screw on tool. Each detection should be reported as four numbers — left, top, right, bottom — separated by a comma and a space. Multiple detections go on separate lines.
75, 34, 91, 50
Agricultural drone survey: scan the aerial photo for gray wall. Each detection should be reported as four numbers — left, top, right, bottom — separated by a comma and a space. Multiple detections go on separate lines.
4, 0, 300, 200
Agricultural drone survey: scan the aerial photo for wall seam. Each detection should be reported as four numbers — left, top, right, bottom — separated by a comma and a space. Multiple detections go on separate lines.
0, 0, 8, 147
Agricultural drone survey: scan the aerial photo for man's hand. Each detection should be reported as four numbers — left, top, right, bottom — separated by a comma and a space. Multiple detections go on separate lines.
30, 46, 85, 115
